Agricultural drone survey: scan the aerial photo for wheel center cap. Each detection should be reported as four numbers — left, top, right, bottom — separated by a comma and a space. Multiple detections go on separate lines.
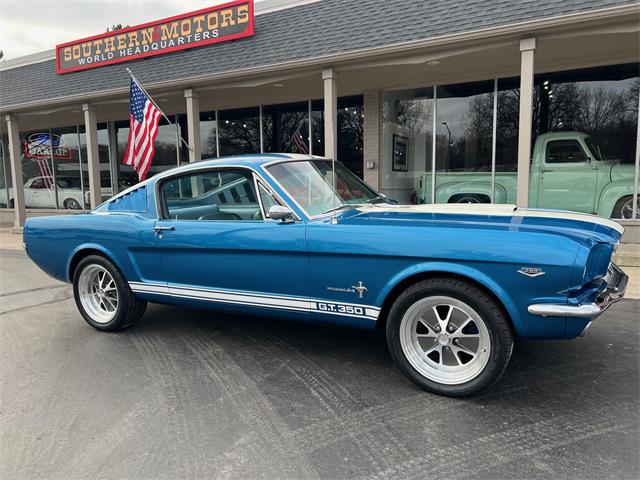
437, 333, 451, 346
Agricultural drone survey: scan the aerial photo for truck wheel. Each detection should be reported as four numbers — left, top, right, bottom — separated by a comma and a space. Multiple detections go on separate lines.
64, 198, 81, 210
386, 277, 513, 396
612, 196, 638, 219
449, 194, 489, 204
73, 255, 147, 332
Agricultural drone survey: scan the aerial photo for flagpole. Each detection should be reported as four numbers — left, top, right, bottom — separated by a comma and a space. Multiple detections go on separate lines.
126, 68, 193, 153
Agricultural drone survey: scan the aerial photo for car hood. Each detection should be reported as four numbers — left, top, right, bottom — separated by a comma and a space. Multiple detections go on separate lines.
337, 203, 623, 244
610, 163, 636, 182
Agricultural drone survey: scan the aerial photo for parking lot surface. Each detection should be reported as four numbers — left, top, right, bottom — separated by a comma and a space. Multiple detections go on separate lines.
1, 249, 638, 480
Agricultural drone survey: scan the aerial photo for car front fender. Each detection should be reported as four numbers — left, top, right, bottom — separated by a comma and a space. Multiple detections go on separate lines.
596, 181, 634, 217
376, 261, 520, 331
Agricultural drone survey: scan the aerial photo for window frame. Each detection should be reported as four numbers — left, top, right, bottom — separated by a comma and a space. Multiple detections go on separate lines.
544, 139, 590, 165
156, 165, 294, 222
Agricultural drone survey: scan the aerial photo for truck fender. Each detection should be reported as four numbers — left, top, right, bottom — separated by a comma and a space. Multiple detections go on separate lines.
435, 181, 507, 203
596, 181, 634, 217
375, 261, 520, 331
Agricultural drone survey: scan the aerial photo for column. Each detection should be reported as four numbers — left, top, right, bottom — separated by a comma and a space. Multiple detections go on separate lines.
184, 89, 201, 162
322, 68, 338, 161
516, 38, 536, 207
107, 121, 119, 196
363, 89, 381, 190
5, 114, 26, 228
82, 103, 101, 209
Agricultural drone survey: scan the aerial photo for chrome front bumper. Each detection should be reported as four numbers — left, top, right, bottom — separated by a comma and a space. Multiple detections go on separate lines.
528, 263, 628, 320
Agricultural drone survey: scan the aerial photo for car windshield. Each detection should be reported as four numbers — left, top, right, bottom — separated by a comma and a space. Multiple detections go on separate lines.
266, 159, 382, 216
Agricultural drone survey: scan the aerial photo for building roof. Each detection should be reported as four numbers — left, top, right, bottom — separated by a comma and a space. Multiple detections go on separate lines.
1, 0, 637, 111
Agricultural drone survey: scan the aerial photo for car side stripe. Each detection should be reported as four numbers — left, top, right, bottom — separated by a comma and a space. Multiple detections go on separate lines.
128, 281, 379, 320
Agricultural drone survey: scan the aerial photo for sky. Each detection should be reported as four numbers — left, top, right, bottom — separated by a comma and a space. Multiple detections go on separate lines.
0, 0, 264, 60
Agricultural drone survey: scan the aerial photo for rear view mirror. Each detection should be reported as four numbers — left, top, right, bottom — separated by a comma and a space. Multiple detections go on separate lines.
268, 205, 295, 223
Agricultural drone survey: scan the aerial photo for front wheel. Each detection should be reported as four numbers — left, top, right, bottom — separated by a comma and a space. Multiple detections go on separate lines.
612, 196, 639, 220
386, 277, 513, 396
73, 255, 147, 331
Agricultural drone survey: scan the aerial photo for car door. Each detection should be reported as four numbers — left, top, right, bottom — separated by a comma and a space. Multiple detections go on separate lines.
538, 139, 598, 213
153, 167, 309, 319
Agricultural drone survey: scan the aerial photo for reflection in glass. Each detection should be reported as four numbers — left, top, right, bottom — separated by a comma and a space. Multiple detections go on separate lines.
533, 63, 638, 219
218, 107, 260, 155
263, 102, 309, 154
435, 81, 494, 204
199, 111, 218, 159
381, 88, 433, 203
0, 132, 11, 208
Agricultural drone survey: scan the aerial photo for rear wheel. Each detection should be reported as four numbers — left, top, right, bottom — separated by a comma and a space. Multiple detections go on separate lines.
73, 255, 146, 331
386, 277, 513, 396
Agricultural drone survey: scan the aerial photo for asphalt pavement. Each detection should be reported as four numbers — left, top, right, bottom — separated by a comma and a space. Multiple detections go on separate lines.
1, 248, 638, 480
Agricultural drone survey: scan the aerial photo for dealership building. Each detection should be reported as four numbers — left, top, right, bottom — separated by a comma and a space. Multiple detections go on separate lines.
0, 0, 639, 237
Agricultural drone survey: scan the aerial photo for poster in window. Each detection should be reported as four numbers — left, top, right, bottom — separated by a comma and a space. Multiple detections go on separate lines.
392, 134, 409, 172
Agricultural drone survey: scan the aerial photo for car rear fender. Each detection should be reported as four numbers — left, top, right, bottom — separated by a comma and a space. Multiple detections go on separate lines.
66, 243, 120, 283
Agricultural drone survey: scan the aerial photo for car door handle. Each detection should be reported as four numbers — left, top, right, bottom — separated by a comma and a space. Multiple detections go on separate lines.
540, 169, 555, 174
153, 225, 175, 232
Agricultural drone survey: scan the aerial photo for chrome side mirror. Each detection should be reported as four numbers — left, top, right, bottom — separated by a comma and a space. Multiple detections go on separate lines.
268, 205, 295, 223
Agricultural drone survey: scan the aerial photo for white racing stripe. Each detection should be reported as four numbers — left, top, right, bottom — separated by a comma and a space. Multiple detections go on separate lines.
128, 281, 380, 320
357, 203, 624, 235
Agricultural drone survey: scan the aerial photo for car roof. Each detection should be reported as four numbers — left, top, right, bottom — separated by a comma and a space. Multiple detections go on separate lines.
153, 153, 327, 181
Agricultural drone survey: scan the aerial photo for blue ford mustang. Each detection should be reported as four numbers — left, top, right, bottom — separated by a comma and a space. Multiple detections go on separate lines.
23, 154, 628, 396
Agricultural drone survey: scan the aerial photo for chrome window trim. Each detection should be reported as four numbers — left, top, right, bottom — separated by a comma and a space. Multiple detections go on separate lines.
254, 175, 299, 221
262, 157, 380, 220
154, 164, 301, 223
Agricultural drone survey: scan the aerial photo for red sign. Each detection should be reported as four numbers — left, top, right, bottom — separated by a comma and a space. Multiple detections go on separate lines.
56, 0, 254, 74
23, 133, 72, 160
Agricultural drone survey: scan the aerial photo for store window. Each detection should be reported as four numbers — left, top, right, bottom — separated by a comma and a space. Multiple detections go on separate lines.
532, 63, 639, 219
381, 88, 434, 203
200, 111, 218, 159
79, 123, 112, 201
218, 107, 261, 156
311, 96, 364, 178
0, 131, 11, 209
495, 77, 520, 204
435, 81, 495, 204
263, 102, 310, 154
115, 116, 179, 191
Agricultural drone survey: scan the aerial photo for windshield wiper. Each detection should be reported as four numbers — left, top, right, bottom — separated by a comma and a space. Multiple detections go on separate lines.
367, 195, 396, 205
321, 204, 354, 215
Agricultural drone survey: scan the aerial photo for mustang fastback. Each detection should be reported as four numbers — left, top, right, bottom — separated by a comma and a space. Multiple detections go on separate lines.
23, 154, 628, 396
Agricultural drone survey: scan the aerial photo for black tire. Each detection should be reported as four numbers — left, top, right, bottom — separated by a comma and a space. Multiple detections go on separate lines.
8, 198, 14, 208
386, 277, 513, 396
612, 196, 636, 220
64, 198, 81, 210
72, 255, 147, 332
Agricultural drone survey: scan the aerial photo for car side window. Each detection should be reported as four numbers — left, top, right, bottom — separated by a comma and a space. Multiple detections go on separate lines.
161, 169, 263, 221
545, 140, 587, 164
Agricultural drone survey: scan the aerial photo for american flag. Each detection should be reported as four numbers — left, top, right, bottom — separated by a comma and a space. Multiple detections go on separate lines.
36, 159, 54, 189
291, 124, 309, 154
123, 78, 162, 181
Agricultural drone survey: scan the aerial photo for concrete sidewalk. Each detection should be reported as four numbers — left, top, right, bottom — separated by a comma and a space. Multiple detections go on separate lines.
3, 229, 639, 298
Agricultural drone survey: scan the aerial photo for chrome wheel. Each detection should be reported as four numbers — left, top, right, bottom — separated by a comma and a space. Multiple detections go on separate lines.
399, 296, 491, 385
78, 264, 118, 324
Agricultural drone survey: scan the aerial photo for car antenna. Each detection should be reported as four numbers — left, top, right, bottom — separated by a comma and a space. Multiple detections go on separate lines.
331, 155, 338, 224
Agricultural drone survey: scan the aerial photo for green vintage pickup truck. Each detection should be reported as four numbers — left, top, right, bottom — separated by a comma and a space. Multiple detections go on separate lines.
420, 131, 638, 219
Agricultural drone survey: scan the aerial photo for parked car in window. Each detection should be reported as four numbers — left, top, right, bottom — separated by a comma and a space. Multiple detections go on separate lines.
23, 154, 627, 396
0, 176, 86, 209
420, 131, 638, 219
